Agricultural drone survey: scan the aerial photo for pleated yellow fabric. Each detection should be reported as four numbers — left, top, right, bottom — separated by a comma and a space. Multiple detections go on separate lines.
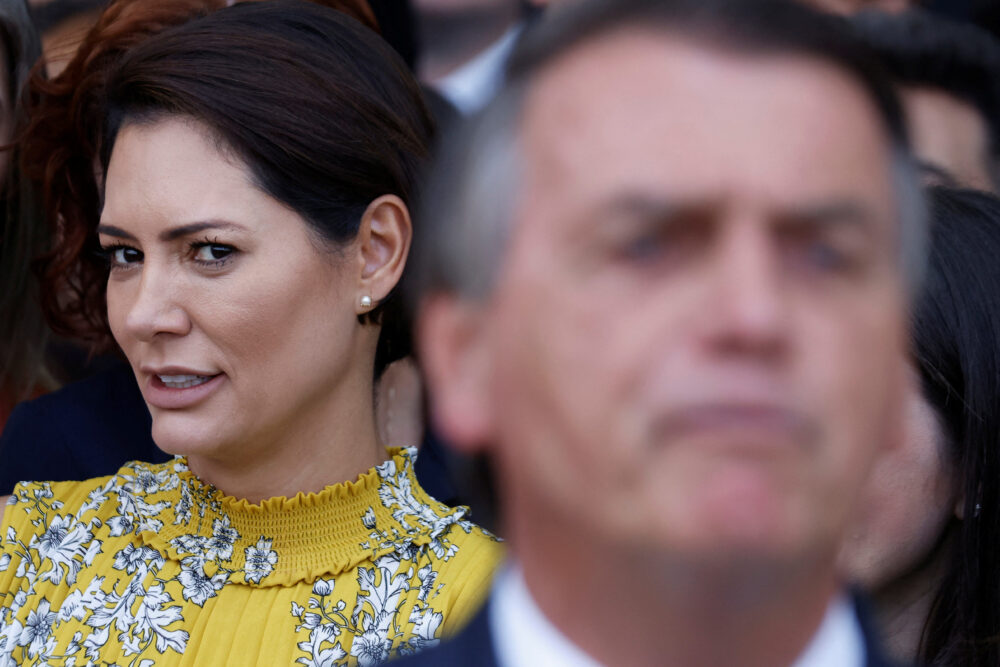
0, 447, 502, 666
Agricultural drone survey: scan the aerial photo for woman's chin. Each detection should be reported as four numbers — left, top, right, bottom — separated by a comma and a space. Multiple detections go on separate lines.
150, 416, 233, 460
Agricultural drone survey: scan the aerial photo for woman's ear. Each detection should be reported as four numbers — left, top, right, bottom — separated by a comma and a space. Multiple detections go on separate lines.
355, 194, 412, 308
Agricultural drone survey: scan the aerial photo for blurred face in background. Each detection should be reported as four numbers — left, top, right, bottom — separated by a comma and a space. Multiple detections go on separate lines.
839, 367, 958, 588
901, 86, 996, 192
427, 30, 910, 569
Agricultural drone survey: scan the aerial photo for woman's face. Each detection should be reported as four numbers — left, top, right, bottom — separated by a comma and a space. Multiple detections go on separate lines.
838, 366, 958, 588
99, 117, 372, 459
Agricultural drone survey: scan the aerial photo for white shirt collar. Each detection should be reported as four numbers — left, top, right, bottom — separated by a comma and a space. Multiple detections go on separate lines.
490, 564, 602, 667
791, 594, 865, 667
434, 24, 522, 115
490, 564, 866, 667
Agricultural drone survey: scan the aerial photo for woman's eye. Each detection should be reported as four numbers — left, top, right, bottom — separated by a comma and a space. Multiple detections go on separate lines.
116, 247, 142, 264
103, 246, 143, 268
193, 244, 235, 263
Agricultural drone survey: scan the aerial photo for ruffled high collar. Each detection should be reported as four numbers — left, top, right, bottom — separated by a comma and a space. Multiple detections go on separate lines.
125, 447, 471, 587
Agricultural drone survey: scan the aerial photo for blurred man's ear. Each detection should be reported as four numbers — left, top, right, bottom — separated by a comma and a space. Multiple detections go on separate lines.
417, 294, 496, 453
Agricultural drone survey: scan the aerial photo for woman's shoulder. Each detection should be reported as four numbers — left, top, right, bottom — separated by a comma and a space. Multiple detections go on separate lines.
0, 460, 179, 544
378, 449, 504, 634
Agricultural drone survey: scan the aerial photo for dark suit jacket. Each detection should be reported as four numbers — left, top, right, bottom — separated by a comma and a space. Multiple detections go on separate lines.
391, 593, 904, 667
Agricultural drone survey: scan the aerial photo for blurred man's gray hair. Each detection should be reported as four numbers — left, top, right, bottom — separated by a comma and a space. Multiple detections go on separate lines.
410, 0, 927, 306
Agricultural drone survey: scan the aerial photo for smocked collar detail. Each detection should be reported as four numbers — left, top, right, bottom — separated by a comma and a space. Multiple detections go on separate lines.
113, 447, 474, 587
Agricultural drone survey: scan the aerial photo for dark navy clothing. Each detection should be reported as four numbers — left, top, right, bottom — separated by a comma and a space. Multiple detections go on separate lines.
391, 593, 905, 667
0, 363, 167, 495
393, 602, 498, 667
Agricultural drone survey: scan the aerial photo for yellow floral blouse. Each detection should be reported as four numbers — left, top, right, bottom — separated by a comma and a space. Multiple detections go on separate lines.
0, 447, 502, 666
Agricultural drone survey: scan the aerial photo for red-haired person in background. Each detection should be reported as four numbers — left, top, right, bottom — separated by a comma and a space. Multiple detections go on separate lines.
0, 0, 53, 428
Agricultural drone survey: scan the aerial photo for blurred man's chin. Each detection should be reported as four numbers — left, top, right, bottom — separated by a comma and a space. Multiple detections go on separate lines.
647, 486, 815, 564
644, 532, 815, 584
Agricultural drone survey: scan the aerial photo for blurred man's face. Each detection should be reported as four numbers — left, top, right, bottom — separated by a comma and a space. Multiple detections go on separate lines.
425, 30, 908, 567
902, 86, 996, 192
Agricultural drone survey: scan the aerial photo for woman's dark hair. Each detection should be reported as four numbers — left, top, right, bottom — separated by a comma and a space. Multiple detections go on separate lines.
36, 0, 431, 376
913, 187, 1000, 666
0, 0, 53, 417
24, 1, 377, 358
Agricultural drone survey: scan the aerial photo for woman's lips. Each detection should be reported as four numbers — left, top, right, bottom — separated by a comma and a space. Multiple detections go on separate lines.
145, 372, 225, 410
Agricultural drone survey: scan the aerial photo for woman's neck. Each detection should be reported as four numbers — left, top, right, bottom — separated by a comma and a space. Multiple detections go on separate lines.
187, 441, 386, 504
185, 374, 387, 502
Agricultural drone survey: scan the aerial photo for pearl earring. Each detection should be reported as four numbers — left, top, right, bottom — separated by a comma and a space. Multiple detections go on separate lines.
360, 295, 373, 309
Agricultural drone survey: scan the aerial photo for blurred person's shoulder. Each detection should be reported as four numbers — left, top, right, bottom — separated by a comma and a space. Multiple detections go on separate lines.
0, 362, 166, 495
391, 603, 496, 666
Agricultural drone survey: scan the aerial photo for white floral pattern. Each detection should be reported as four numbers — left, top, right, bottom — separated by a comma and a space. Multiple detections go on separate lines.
0, 449, 501, 666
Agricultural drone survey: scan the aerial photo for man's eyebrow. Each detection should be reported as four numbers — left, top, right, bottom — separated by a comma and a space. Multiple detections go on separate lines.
777, 201, 876, 230
594, 193, 718, 222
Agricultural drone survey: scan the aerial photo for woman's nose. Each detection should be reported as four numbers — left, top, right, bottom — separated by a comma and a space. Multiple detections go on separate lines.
118, 265, 192, 342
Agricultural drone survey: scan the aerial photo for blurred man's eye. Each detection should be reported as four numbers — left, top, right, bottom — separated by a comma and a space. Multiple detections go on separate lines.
805, 242, 847, 270
620, 233, 666, 262
615, 218, 706, 268
785, 236, 860, 276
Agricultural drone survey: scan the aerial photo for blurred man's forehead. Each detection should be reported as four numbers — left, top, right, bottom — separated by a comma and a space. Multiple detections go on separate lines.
515, 28, 896, 231
519, 27, 890, 148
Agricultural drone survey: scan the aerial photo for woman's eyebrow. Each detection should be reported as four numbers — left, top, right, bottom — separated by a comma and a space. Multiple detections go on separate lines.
160, 220, 247, 242
95, 224, 136, 241
96, 220, 247, 242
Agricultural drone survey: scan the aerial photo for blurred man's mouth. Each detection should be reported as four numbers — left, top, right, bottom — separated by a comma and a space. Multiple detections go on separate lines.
656, 403, 816, 451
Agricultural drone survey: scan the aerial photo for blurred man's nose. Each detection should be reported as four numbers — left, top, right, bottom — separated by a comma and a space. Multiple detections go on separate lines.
699, 218, 791, 361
